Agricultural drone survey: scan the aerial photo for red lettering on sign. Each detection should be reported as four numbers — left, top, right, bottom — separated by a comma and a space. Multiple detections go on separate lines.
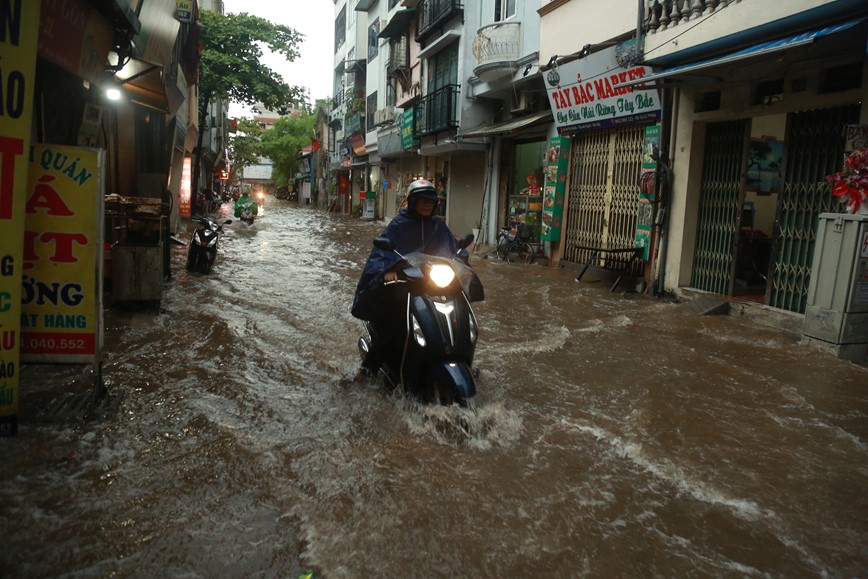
25, 175, 75, 216
22, 230, 89, 269
41, 232, 88, 263
0, 136, 25, 219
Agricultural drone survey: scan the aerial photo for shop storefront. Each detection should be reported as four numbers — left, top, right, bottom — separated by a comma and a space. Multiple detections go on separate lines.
544, 44, 662, 272
632, 17, 868, 312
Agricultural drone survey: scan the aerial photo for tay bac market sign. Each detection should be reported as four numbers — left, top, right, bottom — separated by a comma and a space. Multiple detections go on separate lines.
545, 45, 661, 134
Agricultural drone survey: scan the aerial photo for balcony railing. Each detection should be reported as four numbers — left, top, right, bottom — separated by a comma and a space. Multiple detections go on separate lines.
645, 0, 740, 33
472, 21, 521, 81
387, 36, 409, 76
414, 84, 459, 137
417, 0, 463, 42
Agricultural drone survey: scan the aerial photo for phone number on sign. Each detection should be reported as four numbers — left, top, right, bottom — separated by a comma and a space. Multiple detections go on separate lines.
21, 333, 94, 355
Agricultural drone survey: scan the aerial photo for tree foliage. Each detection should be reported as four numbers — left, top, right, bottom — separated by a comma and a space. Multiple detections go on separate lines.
199, 10, 307, 113
259, 113, 315, 188
192, 10, 306, 205
227, 118, 263, 185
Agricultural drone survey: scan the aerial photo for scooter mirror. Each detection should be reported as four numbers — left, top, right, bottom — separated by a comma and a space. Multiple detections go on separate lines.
457, 233, 474, 249
373, 236, 396, 251
223, 220, 233, 225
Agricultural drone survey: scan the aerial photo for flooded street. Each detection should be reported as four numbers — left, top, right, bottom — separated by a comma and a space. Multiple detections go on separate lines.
5, 198, 868, 577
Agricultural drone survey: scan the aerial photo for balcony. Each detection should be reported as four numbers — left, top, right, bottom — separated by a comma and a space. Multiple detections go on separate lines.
417, 0, 463, 42
331, 89, 344, 111
645, 0, 734, 34
414, 84, 459, 137
387, 36, 409, 75
472, 21, 521, 83
643, 0, 859, 65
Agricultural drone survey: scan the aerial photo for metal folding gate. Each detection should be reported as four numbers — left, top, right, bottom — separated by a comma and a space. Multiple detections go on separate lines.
690, 105, 859, 312
769, 104, 860, 313
563, 124, 645, 273
690, 120, 750, 295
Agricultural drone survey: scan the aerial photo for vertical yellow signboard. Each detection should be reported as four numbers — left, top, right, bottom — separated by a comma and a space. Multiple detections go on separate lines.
22, 145, 104, 365
0, 0, 42, 436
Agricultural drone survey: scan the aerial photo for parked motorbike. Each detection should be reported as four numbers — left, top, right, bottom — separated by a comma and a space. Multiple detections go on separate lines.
186, 215, 232, 274
357, 234, 484, 406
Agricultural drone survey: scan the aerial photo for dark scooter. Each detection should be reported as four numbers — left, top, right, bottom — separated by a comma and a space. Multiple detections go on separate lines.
186, 215, 231, 274
358, 234, 484, 406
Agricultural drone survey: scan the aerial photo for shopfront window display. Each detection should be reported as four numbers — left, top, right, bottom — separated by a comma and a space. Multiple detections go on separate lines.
507, 141, 547, 243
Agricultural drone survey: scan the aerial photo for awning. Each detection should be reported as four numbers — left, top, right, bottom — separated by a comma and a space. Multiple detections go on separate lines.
457, 110, 552, 139
378, 9, 416, 39
617, 18, 865, 88
116, 57, 170, 113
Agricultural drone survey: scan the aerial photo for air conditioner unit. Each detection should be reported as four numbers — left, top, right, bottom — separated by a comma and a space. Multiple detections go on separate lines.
511, 91, 532, 114
382, 106, 395, 123
374, 109, 384, 125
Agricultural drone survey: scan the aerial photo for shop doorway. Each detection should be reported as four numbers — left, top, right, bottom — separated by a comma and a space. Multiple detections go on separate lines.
502, 140, 547, 246
562, 124, 646, 276
768, 104, 860, 312
690, 104, 859, 312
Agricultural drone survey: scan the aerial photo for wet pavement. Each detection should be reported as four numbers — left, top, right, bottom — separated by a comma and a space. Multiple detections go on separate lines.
4, 198, 868, 578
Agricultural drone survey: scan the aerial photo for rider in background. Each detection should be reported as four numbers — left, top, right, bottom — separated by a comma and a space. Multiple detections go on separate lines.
351, 179, 458, 381
234, 186, 259, 220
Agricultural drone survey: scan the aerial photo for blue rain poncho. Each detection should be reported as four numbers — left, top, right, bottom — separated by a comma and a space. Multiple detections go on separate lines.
351, 209, 458, 321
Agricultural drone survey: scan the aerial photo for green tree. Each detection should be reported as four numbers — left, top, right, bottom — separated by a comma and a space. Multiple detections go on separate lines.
259, 113, 315, 188
195, 10, 306, 209
227, 117, 262, 185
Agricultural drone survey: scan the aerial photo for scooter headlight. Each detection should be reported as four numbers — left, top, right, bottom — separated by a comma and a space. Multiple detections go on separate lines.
429, 264, 455, 288
412, 315, 426, 347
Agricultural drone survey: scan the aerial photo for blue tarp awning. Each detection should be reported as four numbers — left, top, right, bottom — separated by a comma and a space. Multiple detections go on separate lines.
617, 18, 865, 88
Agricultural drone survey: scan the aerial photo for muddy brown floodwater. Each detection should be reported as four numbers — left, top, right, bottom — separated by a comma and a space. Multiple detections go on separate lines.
5, 198, 868, 578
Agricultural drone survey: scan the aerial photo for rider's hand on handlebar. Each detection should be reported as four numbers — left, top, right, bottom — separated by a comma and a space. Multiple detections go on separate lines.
384, 271, 398, 282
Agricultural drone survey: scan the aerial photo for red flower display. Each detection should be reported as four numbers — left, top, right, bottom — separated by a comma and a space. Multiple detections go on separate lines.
826, 147, 868, 214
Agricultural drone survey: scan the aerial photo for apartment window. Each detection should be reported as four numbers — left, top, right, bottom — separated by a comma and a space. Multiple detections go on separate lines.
367, 19, 379, 63
367, 92, 377, 132
428, 43, 458, 93
335, 7, 346, 52
495, 0, 515, 21
386, 77, 397, 107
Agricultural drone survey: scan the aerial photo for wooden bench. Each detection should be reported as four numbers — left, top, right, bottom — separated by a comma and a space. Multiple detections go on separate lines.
573, 245, 644, 292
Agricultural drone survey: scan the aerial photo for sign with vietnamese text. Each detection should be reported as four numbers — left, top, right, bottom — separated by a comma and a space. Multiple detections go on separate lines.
541, 137, 571, 242
22, 145, 104, 365
176, 0, 193, 23
545, 46, 661, 134
180, 156, 192, 216
400, 108, 420, 150
635, 124, 660, 260
38, 0, 114, 84
1, 0, 42, 436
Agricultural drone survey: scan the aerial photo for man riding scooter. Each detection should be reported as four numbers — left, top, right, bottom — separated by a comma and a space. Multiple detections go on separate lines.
234, 186, 259, 224
351, 179, 459, 382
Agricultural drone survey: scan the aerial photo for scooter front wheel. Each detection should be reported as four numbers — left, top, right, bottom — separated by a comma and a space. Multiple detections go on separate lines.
427, 362, 476, 407
186, 248, 198, 272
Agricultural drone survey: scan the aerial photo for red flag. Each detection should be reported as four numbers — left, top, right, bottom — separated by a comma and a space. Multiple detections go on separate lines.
311, 138, 322, 153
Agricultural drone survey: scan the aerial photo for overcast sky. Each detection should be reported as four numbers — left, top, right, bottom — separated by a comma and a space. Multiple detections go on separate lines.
221, 0, 335, 117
